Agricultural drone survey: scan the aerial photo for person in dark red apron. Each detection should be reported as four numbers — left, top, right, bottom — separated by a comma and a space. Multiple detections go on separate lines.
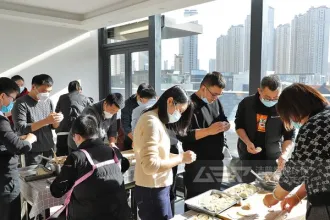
50, 115, 131, 220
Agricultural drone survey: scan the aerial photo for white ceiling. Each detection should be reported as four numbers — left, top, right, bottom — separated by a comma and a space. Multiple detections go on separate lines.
0, 0, 213, 30
4, 0, 124, 14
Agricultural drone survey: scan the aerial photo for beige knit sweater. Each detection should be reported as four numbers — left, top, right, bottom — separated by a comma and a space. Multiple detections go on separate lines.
133, 110, 173, 188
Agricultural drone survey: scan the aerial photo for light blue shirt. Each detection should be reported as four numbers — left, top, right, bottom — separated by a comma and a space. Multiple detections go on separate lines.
131, 99, 157, 132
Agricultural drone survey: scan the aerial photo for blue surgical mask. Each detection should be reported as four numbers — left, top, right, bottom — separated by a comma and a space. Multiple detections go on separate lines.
19, 86, 25, 93
261, 98, 277, 108
1, 101, 14, 113
137, 100, 143, 106
291, 120, 302, 130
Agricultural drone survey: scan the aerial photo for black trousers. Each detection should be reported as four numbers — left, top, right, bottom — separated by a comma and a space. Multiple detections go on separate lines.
56, 135, 69, 156
306, 202, 330, 220
0, 183, 21, 220
170, 145, 179, 216
135, 186, 172, 220
170, 145, 179, 202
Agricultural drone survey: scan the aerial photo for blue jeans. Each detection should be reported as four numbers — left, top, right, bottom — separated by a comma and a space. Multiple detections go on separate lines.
135, 185, 172, 220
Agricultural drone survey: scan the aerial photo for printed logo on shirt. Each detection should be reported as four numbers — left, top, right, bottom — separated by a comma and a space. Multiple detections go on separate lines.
257, 114, 268, 132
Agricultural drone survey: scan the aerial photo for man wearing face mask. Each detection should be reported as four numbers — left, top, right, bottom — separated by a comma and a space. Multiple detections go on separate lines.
11, 75, 29, 99
12, 74, 63, 166
121, 83, 149, 150
178, 72, 230, 202
0, 77, 37, 220
68, 93, 124, 151
55, 80, 92, 156
131, 86, 157, 132
235, 75, 295, 183
5, 75, 28, 127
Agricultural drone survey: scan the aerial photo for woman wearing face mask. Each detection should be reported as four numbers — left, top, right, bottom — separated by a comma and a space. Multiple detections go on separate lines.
263, 83, 330, 219
133, 85, 197, 220
0, 77, 37, 220
50, 115, 131, 220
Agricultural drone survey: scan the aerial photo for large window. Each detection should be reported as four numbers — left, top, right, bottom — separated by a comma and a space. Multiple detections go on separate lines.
110, 54, 126, 97
265, 0, 330, 100
161, 0, 251, 156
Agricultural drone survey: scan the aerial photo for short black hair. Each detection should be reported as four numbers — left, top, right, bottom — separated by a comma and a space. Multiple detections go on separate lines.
147, 85, 193, 136
105, 93, 124, 109
68, 80, 81, 93
0, 77, 19, 95
201, 72, 226, 89
261, 75, 281, 91
11, 75, 24, 82
32, 74, 53, 87
139, 85, 157, 99
137, 83, 148, 96
71, 115, 99, 139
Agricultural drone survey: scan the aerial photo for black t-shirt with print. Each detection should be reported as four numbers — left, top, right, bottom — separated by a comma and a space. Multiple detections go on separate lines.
254, 98, 271, 156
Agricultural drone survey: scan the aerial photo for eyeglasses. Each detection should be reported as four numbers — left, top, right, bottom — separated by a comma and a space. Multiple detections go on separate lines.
204, 85, 223, 98
5, 93, 15, 101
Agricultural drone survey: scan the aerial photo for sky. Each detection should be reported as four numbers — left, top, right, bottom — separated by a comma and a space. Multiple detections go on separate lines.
161, 0, 330, 71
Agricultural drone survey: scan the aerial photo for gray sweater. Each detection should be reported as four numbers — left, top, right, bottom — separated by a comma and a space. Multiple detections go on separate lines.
12, 95, 55, 152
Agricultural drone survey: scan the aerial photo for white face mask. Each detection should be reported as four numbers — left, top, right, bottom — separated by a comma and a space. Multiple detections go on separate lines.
168, 103, 182, 124
19, 86, 25, 93
37, 92, 50, 102
104, 111, 113, 119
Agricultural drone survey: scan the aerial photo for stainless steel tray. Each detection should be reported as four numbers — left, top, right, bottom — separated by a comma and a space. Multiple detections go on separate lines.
185, 190, 240, 217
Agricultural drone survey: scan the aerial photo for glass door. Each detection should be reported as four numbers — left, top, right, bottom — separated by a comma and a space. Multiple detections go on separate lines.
110, 53, 126, 98
131, 51, 149, 94
108, 47, 149, 99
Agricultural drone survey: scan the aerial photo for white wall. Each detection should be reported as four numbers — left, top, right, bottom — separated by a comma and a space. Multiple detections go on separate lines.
0, 19, 99, 106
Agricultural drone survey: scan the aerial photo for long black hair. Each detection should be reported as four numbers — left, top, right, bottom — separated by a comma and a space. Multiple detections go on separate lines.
146, 85, 193, 136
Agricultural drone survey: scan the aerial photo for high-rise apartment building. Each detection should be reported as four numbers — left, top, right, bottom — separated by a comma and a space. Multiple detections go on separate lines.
261, 6, 275, 76
216, 25, 244, 74
290, 6, 330, 75
209, 59, 216, 72
244, 15, 251, 72
227, 25, 244, 73
216, 35, 228, 72
174, 54, 184, 74
179, 9, 199, 74
275, 24, 291, 74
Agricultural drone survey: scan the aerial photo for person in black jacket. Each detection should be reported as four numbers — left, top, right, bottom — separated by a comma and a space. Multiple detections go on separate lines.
235, 75, 295, 183
50, 115, 130, 220
178, 72, 230, 201
55, 81, 91, 156
121, 83, 149, 150
68, 93, 124, 151
0, 77, 37, 220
